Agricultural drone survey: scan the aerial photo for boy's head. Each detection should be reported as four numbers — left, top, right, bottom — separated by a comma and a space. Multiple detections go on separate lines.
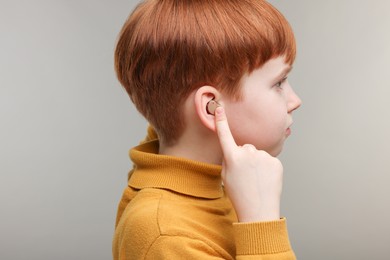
115, 0, 297, 146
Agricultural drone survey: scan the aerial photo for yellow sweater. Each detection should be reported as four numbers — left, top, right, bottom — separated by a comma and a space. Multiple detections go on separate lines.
113, 136, 295, 259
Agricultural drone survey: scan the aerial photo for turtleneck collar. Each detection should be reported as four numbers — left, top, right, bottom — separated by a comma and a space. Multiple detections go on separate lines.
128, 140, 223, 199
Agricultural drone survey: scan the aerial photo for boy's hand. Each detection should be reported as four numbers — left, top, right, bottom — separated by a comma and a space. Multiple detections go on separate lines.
215, 107, 283, 222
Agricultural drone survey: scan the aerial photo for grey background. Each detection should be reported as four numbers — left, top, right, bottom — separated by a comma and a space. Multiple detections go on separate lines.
1, 0, 389, 259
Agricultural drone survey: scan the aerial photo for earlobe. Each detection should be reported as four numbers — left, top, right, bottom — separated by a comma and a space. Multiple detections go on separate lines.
194, 86, 221, 132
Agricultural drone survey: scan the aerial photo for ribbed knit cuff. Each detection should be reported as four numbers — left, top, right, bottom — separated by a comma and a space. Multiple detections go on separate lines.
233, 218, 292, 255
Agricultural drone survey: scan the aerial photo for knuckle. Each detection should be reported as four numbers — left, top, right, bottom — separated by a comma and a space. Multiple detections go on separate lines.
255, 150, 270, 159
242, 144, 256, 151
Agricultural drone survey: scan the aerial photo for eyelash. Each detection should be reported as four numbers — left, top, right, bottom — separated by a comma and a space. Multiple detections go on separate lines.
275, 77, 288, 88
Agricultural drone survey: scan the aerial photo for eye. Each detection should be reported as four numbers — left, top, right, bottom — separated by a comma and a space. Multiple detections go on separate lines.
275, 77, 288, 89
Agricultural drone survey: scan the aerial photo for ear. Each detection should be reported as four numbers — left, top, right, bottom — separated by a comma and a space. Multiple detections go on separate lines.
194, 86, 222, 132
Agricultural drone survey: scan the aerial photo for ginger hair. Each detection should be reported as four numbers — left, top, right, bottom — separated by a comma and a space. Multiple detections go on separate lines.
115, 0, 296, 145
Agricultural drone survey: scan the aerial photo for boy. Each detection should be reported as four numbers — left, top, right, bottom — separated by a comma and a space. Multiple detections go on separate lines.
113, 0, 302, 259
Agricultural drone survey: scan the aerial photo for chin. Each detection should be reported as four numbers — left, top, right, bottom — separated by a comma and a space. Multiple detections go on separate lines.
267, 145, 284, 157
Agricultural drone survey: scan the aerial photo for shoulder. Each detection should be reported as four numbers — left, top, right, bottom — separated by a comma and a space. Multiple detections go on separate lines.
113, 189, 163, 259
120, 188, 200, 236
114, 188, 234, 259
117, 188, 198, 235
115, 188, 198, 246
118, 188, 163, 236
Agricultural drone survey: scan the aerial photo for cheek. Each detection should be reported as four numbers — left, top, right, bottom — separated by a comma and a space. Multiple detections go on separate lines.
246, 97, 287, 129
227, 102, 288, 148
263, 107, 288, 129
225, 83, 289, 134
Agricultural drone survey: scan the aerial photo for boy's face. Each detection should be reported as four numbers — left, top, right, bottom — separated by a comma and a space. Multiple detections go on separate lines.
223, 56, 301, 156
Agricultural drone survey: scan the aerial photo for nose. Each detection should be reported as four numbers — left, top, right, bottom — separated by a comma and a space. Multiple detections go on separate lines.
287, 87, 302, 113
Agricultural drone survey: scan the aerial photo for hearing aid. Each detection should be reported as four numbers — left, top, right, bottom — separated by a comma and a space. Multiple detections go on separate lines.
206, 99, 221, 115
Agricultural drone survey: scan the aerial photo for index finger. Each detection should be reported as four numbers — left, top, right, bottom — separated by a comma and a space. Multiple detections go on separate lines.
214, 106, 237, 157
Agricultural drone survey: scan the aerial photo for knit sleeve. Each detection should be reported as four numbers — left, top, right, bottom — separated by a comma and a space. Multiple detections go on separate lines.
145, 222, 295, 260
233, 218, 296, 260
146, 236, 230, 260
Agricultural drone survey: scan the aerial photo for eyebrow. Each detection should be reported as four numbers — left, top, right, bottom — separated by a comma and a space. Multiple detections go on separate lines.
274, 66, 293, 80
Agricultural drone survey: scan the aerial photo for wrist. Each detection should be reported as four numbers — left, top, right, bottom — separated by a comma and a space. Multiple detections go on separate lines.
235, 201, 280, 223
238, 210, 280, 222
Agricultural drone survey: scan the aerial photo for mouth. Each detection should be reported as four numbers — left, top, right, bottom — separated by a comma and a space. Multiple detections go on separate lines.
286, 122, 293, 136
286, 127, 291, 136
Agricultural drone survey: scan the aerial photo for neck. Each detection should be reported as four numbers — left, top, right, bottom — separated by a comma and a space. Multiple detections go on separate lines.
159, 131, 223, 165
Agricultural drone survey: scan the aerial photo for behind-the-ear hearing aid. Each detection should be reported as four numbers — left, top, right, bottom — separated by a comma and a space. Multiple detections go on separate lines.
206, 99, 221, 115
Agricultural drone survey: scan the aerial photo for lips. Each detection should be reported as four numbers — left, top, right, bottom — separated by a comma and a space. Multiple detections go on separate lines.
286, 121, 293, 136
286, 122, 292, 135
286, 127, 291, 136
